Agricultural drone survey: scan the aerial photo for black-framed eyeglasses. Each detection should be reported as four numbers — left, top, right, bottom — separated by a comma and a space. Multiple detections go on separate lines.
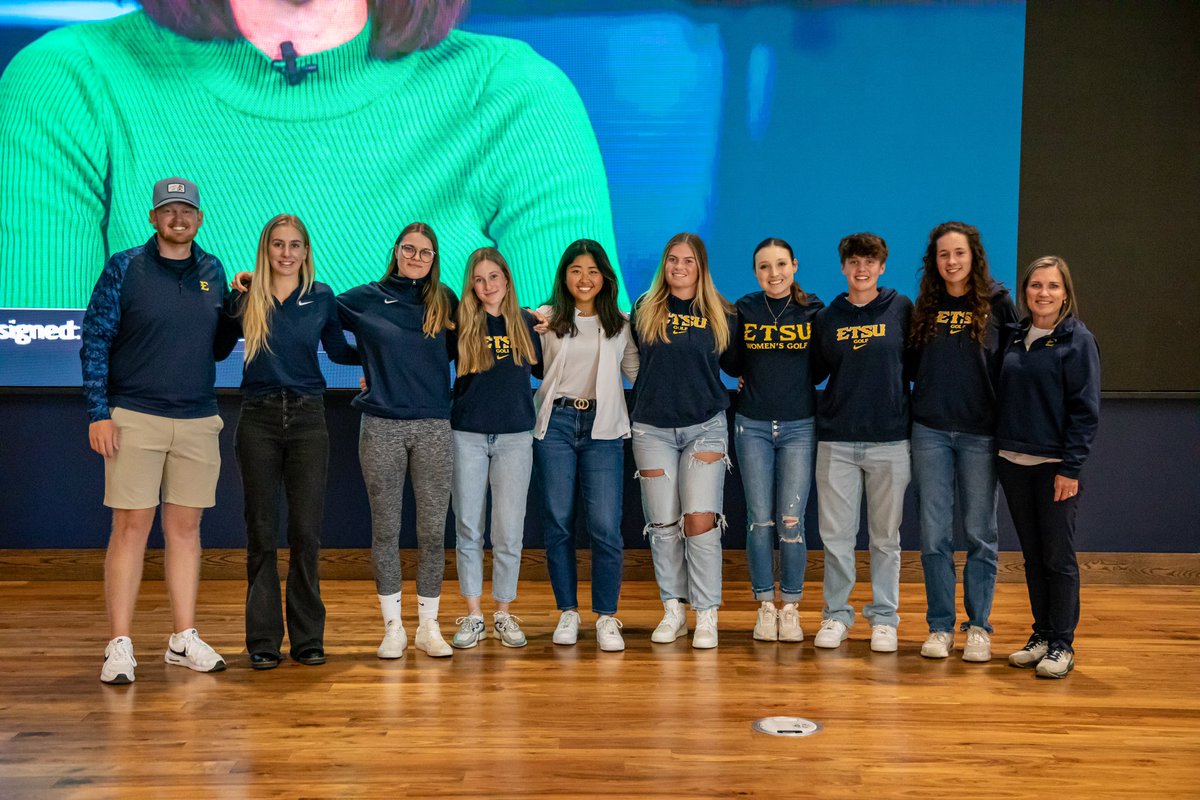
400, 243, 436, 263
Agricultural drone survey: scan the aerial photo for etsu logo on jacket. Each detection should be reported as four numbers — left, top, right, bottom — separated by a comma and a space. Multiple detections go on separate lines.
836, 323, 886, 350
935, 310, 971, 335
669, 312, 708, 335
486, 335, 512, 360
743, 322, 811, 350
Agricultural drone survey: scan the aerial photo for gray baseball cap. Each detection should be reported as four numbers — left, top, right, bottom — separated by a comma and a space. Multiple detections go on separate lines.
152, 177, 200, 209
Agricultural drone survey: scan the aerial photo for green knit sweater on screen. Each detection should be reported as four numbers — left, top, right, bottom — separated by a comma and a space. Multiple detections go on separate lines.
0, 12, 620, 308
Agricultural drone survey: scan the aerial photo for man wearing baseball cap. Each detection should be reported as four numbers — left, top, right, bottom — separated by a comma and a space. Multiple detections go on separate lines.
81, 176, 238, 684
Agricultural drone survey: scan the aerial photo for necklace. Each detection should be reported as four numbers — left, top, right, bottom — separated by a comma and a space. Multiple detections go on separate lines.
765, 293, 791, 325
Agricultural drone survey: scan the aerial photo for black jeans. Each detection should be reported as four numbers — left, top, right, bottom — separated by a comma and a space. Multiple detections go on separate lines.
996, 459, 1080, 649
235, 391, 329, 657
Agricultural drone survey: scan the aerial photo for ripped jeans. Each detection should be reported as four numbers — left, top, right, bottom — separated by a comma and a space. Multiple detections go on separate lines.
734, 415, 815, 604
631, 413, 730, 611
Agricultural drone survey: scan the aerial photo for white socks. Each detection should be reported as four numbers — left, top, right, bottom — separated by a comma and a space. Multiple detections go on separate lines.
417, 595, 440, 625
378, 592, 402, 625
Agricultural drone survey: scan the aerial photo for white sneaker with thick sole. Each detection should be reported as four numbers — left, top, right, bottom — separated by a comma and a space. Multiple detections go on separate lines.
377, 618, 408, 658
1035, 646, 1074, 678
101, 636, 137, 685
962, 626, 992, 662
164, 628, 226, 673
753, 602, 778, 641
921, 631, 954, 659
778, 603, 804, 642
552, 610, 581, 645
651, 599, 688, 643
414, 620, 453, 657
870, 624, 898, 653
1008, 634, 1049, 668
692, 608, 719, 649
493, 612, 528, 648
813, 619, 849, 648
595, 615, 625, 652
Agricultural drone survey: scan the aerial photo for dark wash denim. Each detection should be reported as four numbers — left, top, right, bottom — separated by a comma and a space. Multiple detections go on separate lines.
911, 422, 999, 633
533, 405, 625, 615
235, 391, 328, 658
996, 458, 1080, 649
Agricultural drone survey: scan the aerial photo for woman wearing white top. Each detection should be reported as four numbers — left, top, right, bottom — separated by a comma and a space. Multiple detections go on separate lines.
533, 239, 638, 652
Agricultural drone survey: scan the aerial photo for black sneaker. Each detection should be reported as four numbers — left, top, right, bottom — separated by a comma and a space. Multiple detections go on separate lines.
1007, 634, 1049, 668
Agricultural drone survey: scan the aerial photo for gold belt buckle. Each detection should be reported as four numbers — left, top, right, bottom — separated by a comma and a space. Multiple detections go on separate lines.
573, 398, 590, 411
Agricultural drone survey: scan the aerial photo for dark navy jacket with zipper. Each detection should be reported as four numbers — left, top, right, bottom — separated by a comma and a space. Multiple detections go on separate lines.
80, 236, 236, 422
337, 275, 458, 420
451, 310, 544, 434
995, 316, 1101, 479
630, 293, 733, 429
229, 282, 359, 398
812, 287, 913, 443
721, 290, 825, 422
910, 283, 1019, 436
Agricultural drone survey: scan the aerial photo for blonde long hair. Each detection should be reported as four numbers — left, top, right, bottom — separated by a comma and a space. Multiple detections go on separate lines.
381, 221, 455, 337
456, 247, 538, 375
635, 232, 733, 352
1018, 255, 1079, 327
241, 214, 315, 363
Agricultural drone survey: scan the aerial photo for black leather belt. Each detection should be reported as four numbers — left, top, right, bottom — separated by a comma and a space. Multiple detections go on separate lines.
553, 397, 596, 411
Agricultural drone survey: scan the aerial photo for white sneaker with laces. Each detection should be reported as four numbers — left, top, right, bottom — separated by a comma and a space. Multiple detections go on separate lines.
493, 612, 528, 648
962, 626, 992, 662
1035, 645, 1074, 678
552, 610, 581, 645
1008, 634, 1049, 668
164, 628, 226, 673
753, 602, 778, 641
414, 620, 453, 657
778, 603, 804, 642
101, 636, 137, 684
651, 598, 688, 643
813, 618, 849, 648
595, 615, 625, 652
450, 615, 485, 649
870, 624, 898, 653
921, 631, 954, 659
377, 618, 408, 659
692, 608, 719, 649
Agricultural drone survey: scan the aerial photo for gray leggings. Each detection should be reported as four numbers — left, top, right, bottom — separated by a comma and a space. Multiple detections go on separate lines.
359, 414, 453, 597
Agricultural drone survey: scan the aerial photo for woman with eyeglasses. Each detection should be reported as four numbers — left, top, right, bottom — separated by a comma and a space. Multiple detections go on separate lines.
337, 222, 459, 659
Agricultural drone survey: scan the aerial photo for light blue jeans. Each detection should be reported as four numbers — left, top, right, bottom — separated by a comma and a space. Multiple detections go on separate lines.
911, 422, 999, 633
631, 413, 730, 611
734, 415, 815, 603
815, 440, 910, 628
451, 430, 533, 603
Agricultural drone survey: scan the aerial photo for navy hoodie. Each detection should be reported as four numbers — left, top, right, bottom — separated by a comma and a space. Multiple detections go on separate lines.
995, 316, 1101, 479
452, 310, 544, 434
721, 290, 825, 421
337, 275, 458, 420
910, 283, 1018, 435
80, 236, 236, 422
230, 282, 359, 397
630, 293, 732, 428
813, 287, 913, 442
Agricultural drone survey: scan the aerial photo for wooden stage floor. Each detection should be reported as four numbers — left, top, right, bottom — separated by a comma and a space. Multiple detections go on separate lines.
1, 579, 1198, 798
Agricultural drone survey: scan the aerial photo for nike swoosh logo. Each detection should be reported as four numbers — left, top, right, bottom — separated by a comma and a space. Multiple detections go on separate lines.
169, 646, 187, 657
852, 342, 868, 350
384, 298, 399, 304
297, 299, 313, 306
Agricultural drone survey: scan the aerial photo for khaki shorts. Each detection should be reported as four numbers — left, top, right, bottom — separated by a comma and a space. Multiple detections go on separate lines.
104, 407, 224, 509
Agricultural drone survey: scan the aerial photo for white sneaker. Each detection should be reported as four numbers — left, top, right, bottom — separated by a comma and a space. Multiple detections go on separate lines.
101, 636, 136, 684
962, 626, 992, 662
164, 628, 226, 673
650, 599, 688, 643
813, 618, 848, 648
552, 610, 580, 645
1008, 634, 1049, 668
414, 620, 453, 658
377, 618, 408, 659
595, 615, 625, 652
921, 631, 954, 659
1035, 645, 1074, 678
493, 612, 528, 648
870, 624, 898, 653
692, 608, 718, 649
778, 603, 804, 642
753, 602, 778, 641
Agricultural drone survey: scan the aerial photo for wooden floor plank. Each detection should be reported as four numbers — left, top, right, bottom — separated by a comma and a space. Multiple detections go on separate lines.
0, 580, 1198, 798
